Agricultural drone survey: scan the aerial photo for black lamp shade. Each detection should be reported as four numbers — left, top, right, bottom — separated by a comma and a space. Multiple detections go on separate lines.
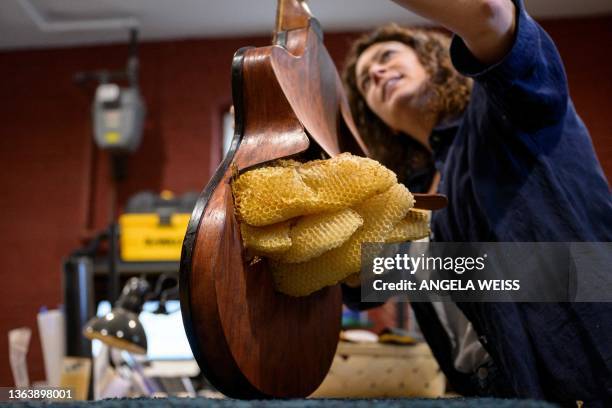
83, 307, 147, 354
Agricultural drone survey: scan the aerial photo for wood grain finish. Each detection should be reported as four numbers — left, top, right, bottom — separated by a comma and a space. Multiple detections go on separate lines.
180, 18, 349, 398
413, 193, 448, 210
275, 0, 310, 36
271, 28, 369, 157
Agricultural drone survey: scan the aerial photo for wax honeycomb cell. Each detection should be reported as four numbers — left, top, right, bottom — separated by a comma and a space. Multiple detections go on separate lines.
232, 153, 432, 297
232, 165, 318, 227
297, 153, 398, 210
282, 208, 363, 263
232, 153, 396, 226
271, 184, 414, 297
240, 208, 363, 263
386, 209, 430, 243
240, 221, 291, 256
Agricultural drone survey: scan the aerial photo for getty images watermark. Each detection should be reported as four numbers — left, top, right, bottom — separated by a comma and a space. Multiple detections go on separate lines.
359, 242, 612, 302
371, 251, 521, 292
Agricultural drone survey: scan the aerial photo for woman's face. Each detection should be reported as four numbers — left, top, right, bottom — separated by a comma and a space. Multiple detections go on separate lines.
355, 41, 430, 132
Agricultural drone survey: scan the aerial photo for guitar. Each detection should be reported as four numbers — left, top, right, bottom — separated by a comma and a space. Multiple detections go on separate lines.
180, 0, 446, 398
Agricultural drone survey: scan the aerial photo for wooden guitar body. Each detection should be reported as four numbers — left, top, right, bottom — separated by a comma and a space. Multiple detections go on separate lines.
179, 2, 365, 398
180, 0, 447, 399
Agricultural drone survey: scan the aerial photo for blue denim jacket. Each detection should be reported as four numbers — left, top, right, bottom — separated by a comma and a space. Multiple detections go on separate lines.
430, 0, 612, 405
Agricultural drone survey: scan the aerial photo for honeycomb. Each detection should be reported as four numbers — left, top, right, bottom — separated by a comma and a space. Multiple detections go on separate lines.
386, 209, 430, 243
270, 184, 414, 297
232, 153, 396, 226
282, 208, 363, 263
297, 153, 397, 210
232, 154, 431, 297
340, 209, 430, 289
240, 222, 291, 257
240, 209, 363, 262
232, 165, 318, 227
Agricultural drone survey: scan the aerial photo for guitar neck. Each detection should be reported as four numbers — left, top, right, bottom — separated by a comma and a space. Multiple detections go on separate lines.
275, 0, 311, 34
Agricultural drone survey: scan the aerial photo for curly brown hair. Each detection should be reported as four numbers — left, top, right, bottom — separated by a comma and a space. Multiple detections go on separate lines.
342, 24, 472, 187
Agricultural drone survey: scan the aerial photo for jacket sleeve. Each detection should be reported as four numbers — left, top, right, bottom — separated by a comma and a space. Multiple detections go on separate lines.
450, 0, 569, 132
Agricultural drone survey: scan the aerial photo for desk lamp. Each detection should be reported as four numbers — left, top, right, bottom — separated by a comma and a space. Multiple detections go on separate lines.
83, 277, 149, 354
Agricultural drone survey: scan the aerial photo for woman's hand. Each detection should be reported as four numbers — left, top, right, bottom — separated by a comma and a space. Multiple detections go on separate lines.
391, 0, 516, 65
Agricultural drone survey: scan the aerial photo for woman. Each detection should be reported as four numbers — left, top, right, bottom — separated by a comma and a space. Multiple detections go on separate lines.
341, 0, 612, 405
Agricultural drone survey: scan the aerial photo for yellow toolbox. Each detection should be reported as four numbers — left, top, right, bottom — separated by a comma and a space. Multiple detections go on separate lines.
119, 191, 196, 262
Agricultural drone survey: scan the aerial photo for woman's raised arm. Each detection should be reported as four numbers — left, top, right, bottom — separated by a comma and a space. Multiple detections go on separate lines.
391, 0, 516, 64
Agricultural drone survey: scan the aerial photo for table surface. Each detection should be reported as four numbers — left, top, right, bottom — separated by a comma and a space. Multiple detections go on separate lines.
3, 396, 559, 408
